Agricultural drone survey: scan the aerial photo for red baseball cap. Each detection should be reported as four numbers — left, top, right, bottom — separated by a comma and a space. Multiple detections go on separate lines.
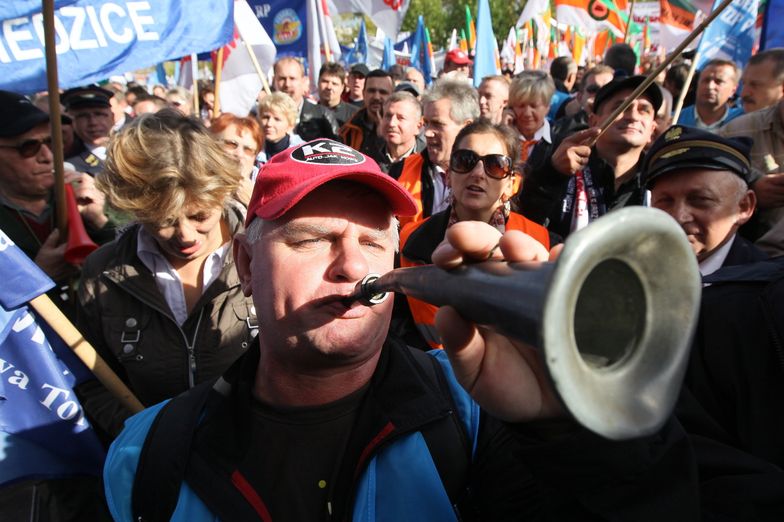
445, 49, 473, 65
246, 139, 417, 225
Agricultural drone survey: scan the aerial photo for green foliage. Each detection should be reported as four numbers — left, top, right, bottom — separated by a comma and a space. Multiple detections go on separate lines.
402, 0, 527, 50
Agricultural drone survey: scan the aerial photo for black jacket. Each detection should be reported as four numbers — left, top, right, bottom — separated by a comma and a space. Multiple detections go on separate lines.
167, 336, 704, 521
516, 139, 645, 239
296, 100, 339, 141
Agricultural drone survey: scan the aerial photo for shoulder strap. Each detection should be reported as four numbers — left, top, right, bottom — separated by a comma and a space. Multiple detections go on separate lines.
407, 348, 477, 520
131, 380, 217, 522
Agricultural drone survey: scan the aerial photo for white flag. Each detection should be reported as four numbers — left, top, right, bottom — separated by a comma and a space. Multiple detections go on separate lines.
331, 0, 409, 40
219, 0, 277, 117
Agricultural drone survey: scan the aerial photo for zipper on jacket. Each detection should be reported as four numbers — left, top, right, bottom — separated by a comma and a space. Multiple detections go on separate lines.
185, 309, 205, 388
104, 274, 208, 389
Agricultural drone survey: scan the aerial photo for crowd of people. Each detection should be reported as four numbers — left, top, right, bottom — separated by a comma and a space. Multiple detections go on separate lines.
1, 40, 784, 520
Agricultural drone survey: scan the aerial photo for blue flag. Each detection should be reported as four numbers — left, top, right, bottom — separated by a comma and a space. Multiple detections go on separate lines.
381, 37, 395, 70
252, 0, 308, 60
0, 0, 233, 94
761, 0, 784, 50
473, 0, 498, 87
0, 1, 78, 20
0, 228, 105, 486
343, 19, 368, 65
696, 0, 759, 70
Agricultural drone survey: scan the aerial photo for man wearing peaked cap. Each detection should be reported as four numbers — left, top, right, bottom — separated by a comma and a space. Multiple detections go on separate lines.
643, 125, 766, 276
104, 139, 727, 521
518, 74, 660, 240
644, 126, 784, 504
62, 84, 115, 176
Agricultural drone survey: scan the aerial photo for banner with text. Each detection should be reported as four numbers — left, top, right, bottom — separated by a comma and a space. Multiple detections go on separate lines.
0, 0, 233, 94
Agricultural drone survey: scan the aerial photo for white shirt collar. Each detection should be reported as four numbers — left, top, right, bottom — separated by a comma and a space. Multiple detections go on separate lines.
699, 234, 736, 279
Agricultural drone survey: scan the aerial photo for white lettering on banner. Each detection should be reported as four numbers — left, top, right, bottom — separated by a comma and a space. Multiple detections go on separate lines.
0, 1, 160, 63
0, 358, 31, 390
13, 311, 47, 345
4, 16, 43, 61
85, 6, 109, 47
0, 229, 14, 251
127, 2, 158, 41
100, 3, 132, 43
256, 4, 272, 18
40, 383, 87, 425
62, 6, 98, 50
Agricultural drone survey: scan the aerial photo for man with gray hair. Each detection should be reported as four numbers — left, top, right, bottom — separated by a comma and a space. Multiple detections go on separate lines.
375, 91, 425, 173
388, 79, 479, 227
720, 48, 784, 255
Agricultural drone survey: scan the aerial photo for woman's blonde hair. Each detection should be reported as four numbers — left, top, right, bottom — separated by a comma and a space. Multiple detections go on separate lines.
508, 71, 555, 108
257, 92, 298, 127
98, 109, 242, 224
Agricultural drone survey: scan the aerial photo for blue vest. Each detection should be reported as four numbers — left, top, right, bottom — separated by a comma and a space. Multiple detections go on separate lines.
103, 350, 481, 521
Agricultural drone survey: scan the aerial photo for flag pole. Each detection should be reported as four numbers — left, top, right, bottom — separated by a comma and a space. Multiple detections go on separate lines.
590, 0, 734, 146
236, 28, 272, 94
213, 47, 224, 117
317, 0, 333, 62
190, 54, 200, 116
30, 294, 144, 413
42, 0, 67, 236
671, 52, 700, 124
624, 0, 637, 43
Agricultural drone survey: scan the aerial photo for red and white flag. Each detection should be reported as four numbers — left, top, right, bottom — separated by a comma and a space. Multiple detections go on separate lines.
307, 0, 342, 93
218, 0, 277, 117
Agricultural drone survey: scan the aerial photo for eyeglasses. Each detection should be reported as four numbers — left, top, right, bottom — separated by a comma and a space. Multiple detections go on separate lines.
449, 149, 512, 179
222, 138, 257, 157
0, 136, 53, 158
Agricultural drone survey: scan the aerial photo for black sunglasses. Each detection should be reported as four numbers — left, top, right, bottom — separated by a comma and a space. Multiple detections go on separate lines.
0, 136, 53, 158
450, 149, 512, 179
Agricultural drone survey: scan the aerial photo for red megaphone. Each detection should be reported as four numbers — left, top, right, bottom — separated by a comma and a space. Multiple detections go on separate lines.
63, 183, 98, 265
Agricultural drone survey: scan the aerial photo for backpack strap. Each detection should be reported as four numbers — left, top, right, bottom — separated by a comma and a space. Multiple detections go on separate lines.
407, 348, 479, 520
131, 380, 216, 522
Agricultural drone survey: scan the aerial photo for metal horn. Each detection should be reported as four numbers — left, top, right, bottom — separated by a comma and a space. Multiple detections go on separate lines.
351, 207, 701, 440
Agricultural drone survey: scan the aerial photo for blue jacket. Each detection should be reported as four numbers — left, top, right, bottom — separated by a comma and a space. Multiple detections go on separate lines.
677, 105, 743, 129
104, 347, 480, 522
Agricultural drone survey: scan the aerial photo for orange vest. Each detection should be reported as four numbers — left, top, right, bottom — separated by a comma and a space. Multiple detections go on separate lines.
400, 212, 550, 349
396, 153, 426, 229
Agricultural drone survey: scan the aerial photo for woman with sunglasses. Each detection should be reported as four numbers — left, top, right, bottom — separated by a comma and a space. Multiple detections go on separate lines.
398, 120, 551, 349
75, 110, 257, 440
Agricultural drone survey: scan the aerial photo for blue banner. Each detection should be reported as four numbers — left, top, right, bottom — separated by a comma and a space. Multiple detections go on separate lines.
696, 0, 758, 70
761, 0, 784, 50
0, 2, 78, 21
0, 229, 53, 311
0, 228, 105, 486
0, 0, 233, 94
250, 0, 308, 60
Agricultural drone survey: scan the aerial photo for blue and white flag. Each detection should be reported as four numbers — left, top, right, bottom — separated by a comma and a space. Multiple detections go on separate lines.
696, 0, 759, 70
0, 0, 234, 94
0, 228, 105, 486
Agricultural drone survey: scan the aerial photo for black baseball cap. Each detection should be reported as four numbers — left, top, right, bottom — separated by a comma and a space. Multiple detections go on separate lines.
0, 90, 50, 137
642, 125, 753, 187
349, 64, 370, 77
62, 84, 113, 110
592, 75, 663, 115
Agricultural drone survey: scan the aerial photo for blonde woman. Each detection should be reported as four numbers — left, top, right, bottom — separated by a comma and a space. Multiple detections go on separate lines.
256, 92, 305, 164
508, 71, 555, 162
76, 110, 257, 439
